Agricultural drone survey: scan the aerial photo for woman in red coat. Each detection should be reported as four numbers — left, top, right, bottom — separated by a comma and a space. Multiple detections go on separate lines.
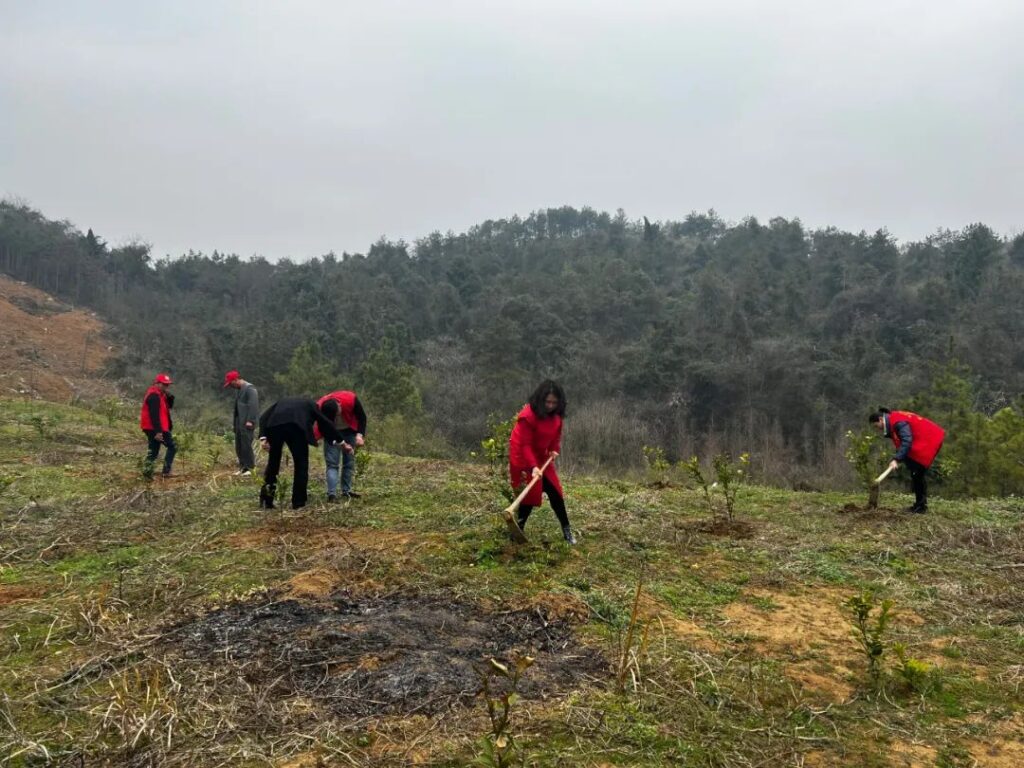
508, 380, 575, 544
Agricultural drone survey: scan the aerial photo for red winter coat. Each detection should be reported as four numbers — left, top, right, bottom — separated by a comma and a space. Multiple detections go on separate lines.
139, 385, 171, 432
313, 390, 359, 441
508, 404, 563, 506
887, 410, 945, 468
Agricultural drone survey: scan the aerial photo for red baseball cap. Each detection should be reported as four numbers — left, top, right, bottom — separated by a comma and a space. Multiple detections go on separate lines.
155, 373, 173, 385
223, 370, 240, 388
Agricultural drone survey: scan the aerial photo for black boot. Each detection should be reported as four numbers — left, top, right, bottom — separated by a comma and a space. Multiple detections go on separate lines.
516, 507, 531, 532
562, 524, 577, 545
259, 483, 276, 509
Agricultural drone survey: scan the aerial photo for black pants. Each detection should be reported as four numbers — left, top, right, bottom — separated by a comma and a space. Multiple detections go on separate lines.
263, 424, 309, 509
234, 427, 256, 471
906, 458, 928, 509
143, 430, 176, 475
517, 477, 570, 530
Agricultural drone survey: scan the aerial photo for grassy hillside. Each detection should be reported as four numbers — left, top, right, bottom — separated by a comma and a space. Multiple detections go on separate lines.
1, 397, 1022, 767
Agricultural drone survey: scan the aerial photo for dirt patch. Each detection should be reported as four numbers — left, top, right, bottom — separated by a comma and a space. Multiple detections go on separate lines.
636, 592, 719, 652
889, 741, 939, 767
0, 584, 45, 606
724, 589, 862, 702
166, 592, 606, 717
683, 518, 755, 539
514, 591, 591, 623
966, 712, 1024, 767
0, 275, 115, 401
969, 739, 1024, 767
283, 568, 344, 600
724, 588, 927, 702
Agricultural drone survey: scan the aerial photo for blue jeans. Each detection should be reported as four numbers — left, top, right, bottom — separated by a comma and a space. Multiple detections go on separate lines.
324, 428, 357, 496
144, 430, 177, 475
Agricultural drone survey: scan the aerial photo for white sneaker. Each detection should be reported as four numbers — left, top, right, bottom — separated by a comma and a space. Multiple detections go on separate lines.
240, 470, 252, 477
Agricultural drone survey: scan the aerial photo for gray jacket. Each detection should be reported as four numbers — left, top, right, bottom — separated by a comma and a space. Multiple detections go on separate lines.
234, 383, 260, 431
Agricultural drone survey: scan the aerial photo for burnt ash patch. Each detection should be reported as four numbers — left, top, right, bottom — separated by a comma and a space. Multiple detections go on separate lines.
168, 593, 606, 716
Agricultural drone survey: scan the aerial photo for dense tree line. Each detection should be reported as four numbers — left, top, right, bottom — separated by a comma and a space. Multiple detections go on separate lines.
2, 200, 1022, 487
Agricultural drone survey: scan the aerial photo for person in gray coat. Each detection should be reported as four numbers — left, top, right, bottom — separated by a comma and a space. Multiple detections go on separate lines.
224, 370, 259, 474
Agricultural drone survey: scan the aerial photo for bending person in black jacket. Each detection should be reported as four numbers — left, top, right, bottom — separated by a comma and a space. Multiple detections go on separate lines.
258, 397, 345, 510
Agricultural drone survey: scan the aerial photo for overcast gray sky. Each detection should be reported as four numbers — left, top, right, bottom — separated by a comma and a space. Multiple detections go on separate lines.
2, 0, 1021, 260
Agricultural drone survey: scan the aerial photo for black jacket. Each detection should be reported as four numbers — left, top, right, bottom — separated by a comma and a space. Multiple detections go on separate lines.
259, 398, 343, 446
884, 415, 914, 462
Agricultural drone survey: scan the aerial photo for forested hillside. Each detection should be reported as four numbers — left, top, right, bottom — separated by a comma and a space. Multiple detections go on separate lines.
2, 200, 1022, 485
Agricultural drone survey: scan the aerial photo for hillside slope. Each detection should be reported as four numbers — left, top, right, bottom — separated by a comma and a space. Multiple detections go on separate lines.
0, 274, 115, 401
1, 398, 1022, 766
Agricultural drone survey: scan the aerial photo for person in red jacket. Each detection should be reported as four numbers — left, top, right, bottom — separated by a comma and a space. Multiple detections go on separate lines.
314, 390, 367, 501
139, 373, 176, 478
508, 380, 575, 544
870, 407, 945, 513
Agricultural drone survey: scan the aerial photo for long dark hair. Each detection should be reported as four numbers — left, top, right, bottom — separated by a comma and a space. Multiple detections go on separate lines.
868, 406, 891, 424
528, 379, 566, 418
320, 398, 340, 421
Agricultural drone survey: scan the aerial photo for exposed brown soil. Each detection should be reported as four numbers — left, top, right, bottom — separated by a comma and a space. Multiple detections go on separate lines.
683, 517, 755, 539
0, 584, 45, 606
724, 588, 883, 703
0, 275, 115, 401
166, 592, 606, 717
836, 503, 905, 518
964, 712, 1024, 767
512, 590, 592, 623
636, 592, 719, 652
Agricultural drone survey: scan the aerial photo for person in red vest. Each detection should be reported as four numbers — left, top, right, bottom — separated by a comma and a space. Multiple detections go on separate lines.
508, 380, 575, 544
314, 390, 367, 501
870, 407, 945, 513
139, 373, 176, 478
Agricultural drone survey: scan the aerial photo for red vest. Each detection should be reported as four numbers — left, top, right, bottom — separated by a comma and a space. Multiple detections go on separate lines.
313, 390, 358, 440
139, 385, 171, 432
888, 410, 945, 468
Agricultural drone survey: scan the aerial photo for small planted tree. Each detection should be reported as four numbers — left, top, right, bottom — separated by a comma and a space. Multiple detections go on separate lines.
846, 590, 893, 689
845, 430, 886, 508
642, 445, 670, 484
474, 655, 534, 768
682, 456, 715, 516
712, 452, 749, 522
475, 413, 516, 504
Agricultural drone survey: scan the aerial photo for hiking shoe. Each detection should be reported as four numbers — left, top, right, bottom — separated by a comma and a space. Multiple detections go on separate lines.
259, 484, 276, 509
327, 494, 337, 503
562, 525, 577, 546
516, 510, 530, 532
343, 490, 361, 499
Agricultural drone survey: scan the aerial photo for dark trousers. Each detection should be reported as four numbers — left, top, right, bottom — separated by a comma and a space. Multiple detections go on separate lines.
517, 477, 570, 530
906, 458, 928, 509
234, 427, 256, 471
263, 424, 310, 509
144, 430, 177, 475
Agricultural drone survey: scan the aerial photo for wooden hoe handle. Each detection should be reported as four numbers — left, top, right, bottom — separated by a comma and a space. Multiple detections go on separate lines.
874, 465, 895, 485
504, 455, 555, 516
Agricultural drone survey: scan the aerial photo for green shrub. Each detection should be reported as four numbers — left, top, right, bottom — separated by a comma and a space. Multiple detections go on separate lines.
846, 590, 893, 688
